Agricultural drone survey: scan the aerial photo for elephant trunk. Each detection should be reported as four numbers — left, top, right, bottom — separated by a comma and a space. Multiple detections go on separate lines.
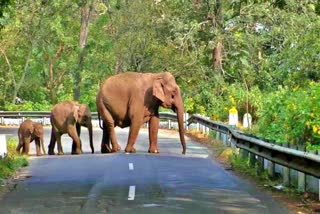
175, 93, 186, 155
88, 123, 94, 154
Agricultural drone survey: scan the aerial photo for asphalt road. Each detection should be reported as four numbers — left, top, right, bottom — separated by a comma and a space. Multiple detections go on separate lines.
0, 126, 290, 214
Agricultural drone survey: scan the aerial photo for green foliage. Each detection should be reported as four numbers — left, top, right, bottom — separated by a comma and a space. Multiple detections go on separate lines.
0, 138, 28, 179
3, 101, 52, 111
256, 82, 320, 151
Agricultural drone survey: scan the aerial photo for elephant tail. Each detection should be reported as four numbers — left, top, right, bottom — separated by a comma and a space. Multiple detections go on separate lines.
98, 112, 104, 130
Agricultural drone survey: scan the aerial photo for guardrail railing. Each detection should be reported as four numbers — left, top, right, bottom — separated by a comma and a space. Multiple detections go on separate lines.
188, 114, 320, 178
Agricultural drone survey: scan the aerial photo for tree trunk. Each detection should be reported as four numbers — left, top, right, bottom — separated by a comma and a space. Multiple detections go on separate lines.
213, 41, 223, 72
74, 0, 94, 101
212, 0, 223, 73
47, 42, 65, 104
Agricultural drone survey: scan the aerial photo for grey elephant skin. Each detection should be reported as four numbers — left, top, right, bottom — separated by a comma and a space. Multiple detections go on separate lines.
96, 71, 186, 154
48, 100, 94, 155
16, 119, 46, 156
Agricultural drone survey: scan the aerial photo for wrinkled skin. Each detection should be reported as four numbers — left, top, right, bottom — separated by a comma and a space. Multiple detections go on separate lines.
16, 119, 46, 156
48, 100, 94, 155
96, 72, 186, 154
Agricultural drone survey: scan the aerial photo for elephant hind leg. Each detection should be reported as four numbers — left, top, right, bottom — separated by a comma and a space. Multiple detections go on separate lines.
99, 108, 121, 153
101, 122, 112, 153
16, 141, 23, 155
48, 129, 56, 155
55, 133, 64, 155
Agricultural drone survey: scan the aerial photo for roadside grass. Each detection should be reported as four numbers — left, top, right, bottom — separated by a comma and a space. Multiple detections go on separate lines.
0, 138, 28, 179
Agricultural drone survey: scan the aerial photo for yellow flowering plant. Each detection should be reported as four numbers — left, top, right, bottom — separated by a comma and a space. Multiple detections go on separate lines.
256, 82, 320, 151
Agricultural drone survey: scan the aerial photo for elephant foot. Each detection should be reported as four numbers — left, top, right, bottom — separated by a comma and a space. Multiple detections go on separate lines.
71, 151, 81, 155
125, 146, 136, 153
113, 144, 121, 152
101, 144, 112, 153
148, 148, 160, 154
48, 151, 55, 155
36, 153, 42, 156
58, 151, 64, 155
71, 148, 81, 155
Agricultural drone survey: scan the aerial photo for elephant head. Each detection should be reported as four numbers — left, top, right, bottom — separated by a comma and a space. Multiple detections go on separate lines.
153, 72, 186, 154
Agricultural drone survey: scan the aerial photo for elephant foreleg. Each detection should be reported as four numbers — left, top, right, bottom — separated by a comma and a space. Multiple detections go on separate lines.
72, 124, 82, 154
68, 125, 81, 155
40, 137, 46, 155
22, 137, 31, 155
148, 116, 160, 153
35, 138, 41, 156
125, 118, 142, 153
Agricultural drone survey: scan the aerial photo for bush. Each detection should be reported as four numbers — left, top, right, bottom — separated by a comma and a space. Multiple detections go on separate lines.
256, 82, 320, 151
3, 101, 52, 111
0, 138, 28, 179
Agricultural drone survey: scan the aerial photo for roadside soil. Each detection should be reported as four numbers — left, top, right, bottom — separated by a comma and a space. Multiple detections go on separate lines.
186, 129, 320, 214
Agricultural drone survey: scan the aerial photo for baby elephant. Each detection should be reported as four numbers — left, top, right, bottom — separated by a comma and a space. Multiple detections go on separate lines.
16, 119, 46, 156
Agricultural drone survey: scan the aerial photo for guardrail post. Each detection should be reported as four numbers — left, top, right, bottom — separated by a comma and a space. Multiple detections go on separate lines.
184, 113, 189, 130
239, 140, 249, 159
268, 159, 275, 179
249, 152, 256, 168
216, 131, 221, 141
202, 117, 206, 134
298, 145, 306, 192
0, 135, 7, 158
283, 143, 290, 186
168, 120, 171, 129
257, 156, 264, 175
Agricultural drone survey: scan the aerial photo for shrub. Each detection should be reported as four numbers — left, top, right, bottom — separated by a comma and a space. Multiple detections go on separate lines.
0, 138, 28, 179
256, 82, 320, 151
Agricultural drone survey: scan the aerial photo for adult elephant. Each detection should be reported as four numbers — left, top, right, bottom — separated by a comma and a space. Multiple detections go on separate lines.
96, 71, 186, 154
48, 101, 94, 155
16, 119, 46, 156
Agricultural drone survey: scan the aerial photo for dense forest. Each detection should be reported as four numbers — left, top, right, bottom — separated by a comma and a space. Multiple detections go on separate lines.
0, 0, 320, 149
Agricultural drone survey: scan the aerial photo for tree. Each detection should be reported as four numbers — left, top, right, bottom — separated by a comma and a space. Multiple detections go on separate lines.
74, 0, 95, 101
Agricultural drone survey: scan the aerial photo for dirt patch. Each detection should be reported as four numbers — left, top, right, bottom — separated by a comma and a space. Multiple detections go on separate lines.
185, 130, 320, 214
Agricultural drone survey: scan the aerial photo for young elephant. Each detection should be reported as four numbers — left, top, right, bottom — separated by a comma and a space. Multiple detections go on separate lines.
16, 119, 46, 156
48, 100, 94, 155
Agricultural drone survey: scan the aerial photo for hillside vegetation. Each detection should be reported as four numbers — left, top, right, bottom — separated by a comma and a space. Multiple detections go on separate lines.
0, 0, 319, 150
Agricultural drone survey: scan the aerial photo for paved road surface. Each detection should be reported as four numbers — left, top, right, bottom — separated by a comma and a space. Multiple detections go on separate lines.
0, 126, 290, 213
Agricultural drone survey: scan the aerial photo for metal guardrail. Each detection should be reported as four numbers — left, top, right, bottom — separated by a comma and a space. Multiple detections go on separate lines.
188, 114, 320, 178
1, 111, 319, 178
0, 111, 173, 120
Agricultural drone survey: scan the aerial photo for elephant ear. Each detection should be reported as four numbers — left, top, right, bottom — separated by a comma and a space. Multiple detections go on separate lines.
73, 105, 80, 123
153, 78, 165, 102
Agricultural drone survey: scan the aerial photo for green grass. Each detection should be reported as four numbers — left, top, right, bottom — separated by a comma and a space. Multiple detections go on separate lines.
0, 138, 28, 179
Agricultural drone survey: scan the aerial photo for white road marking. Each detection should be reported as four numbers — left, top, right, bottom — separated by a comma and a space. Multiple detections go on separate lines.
128, 186, 136, 200
129, 163, 134, 170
